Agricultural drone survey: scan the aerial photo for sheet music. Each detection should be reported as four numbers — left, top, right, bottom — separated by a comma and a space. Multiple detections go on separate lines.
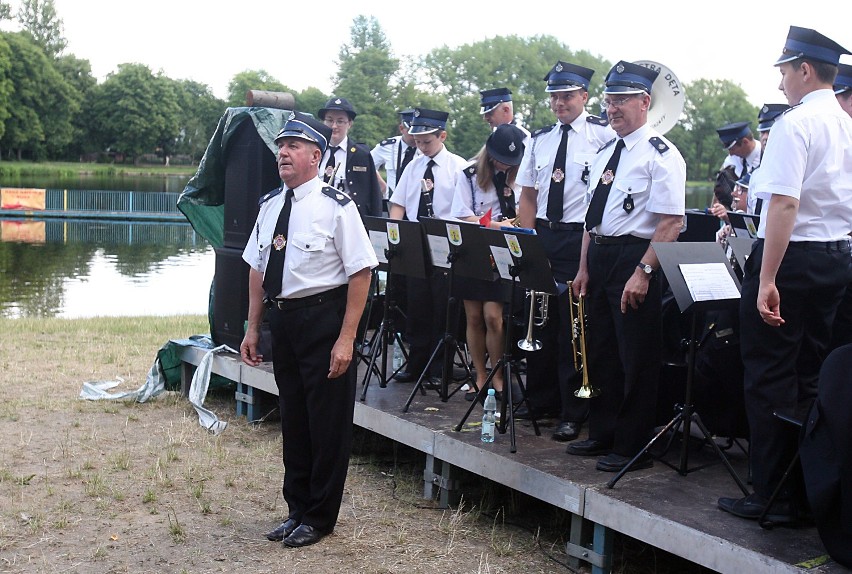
368, 230, 388, 264
426, 234, 451, 268
679, 262, 740, 302
490, 246, 514, 280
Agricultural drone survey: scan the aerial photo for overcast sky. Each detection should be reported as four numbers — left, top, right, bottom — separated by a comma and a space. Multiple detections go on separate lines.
4, 0, 849, 110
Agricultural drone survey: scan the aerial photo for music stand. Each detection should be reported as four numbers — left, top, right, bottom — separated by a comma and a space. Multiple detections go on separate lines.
402, 218, 492, 411
359, 217, 428, 401
607, 241, 750, 494
679, 210, 722, 243
454, 227, 552, 452
727, 211, 760, 239
725, 235, 756, 281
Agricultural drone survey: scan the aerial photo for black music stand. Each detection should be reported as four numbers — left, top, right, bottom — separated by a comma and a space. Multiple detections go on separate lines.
402, 218, 491, 412
728, 211, 760, 239
679, 209, 723, 243
454, 227, 553, 452
725, 235, 756, 281
607, 241, 750, 494
359, 216, 428, 401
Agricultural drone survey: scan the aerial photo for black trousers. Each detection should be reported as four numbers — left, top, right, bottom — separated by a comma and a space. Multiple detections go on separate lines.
268, 294, 355, 533
585, 240, 661, 456
524, 223, 588, 421
740, 239, 852, 500
404, 270, 451, 377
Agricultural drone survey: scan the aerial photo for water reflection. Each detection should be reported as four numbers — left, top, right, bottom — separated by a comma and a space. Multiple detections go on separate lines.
1, 173, 190, 193
0, 219, 213, 318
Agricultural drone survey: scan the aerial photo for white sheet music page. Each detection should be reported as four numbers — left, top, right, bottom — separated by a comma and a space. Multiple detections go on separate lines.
490, 246, 513, 280
678, 262, 740, 302
368, 230, 388, 264
427, 234, 451, 268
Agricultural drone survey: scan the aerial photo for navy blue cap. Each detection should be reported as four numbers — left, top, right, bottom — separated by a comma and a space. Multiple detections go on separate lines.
274, 112, 332, 154
775, 26, 850, 66
736, 172, 750, 188
544, 61, 594, 92
716, 121, 752, 149
757, 104, 790, 132
480, 88, 512, 114
318, 96, 357, 120
486, 124, 526, 166
834, 63, 852, 94
398, 108, 415, 127
409, 108, 449, 135
604, 61, 659, 94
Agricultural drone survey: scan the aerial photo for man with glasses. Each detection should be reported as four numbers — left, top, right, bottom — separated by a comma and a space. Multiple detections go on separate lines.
716, 121, 762, 179
515, 61, 615, 441
568, 61, 686, 473
318, 97, 383, 217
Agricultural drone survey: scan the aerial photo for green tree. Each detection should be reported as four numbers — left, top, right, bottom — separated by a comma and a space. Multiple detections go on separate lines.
170, 79, 225, 163
16, 0, 66, 58
673, 79, 758, 181
88, 63, 181, 163
421, 35, 612, 159
294, 86, 328, 119
225, 70, 288, 108
332, 16, 398, 146
0, 1, 11, 20
0, 33, 13, 142
0, 31, 80, 160
53, 54, 96, 158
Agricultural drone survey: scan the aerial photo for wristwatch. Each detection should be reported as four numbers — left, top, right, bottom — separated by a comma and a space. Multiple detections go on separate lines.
637, 262, 655, 276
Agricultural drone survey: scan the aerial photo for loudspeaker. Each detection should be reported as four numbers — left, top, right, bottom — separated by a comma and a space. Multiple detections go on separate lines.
211, 246, 250, 350
223, 119, 281, 249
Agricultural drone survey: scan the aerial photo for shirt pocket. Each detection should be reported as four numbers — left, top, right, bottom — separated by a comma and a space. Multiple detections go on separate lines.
614, 177, 650, 197
290, 232, 327, 274
572, 153, 596, 183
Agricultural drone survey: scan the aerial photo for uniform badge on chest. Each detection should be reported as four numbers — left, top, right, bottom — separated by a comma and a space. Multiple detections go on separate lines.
273, 234, 287, 251
601, 169, 615, 185
623, 194, 634, 213
551, 168, 565, 183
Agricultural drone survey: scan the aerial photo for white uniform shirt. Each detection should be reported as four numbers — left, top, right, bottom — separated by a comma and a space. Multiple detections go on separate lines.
451, 161, 519, 219
320, 136, 349, 190
746, 166, 762, 215
753, 89, 852, 242
721, 140, 762, 178
517, 111, 615, 223
389, 146, 468, 221
242, 176, 378, 299
586, 123, 686, 238
370, 135, 419, 193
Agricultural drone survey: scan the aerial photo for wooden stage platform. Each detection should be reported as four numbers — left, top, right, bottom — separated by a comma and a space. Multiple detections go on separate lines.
178, 344, 845, 574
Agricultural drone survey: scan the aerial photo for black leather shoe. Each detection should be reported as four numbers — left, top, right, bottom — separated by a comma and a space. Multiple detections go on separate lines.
565, 439, 612, 456
265, 518, 299, 541
552, 421, 581, 442
717, 493, 797, 523
595, 453, 653, 472
513, 404, 554, 420
392, 370, 416, 383
282, 524, 326, 548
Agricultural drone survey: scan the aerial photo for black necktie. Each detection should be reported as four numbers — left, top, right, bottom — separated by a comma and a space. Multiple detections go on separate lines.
492, 170, 516, 219
546, 124, 571, 223
585, 139, 626, 231
397, 145, 416, 184
262, 189, 294, 299
418, 159, 436, 218
323, 146, 339, 183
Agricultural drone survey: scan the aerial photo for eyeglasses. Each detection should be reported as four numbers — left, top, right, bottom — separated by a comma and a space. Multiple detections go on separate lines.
602, 95, 636, 108
323, 119, 350, 127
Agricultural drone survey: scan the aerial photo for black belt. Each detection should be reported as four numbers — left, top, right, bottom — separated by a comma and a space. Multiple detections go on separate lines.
536, 219, 584, 231
269, 284, 348, 311
763, 238, 851, 253
590, 233, 649, 245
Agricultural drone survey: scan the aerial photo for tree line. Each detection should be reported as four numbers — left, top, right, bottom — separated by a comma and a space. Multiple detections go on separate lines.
0, 3, 758, 181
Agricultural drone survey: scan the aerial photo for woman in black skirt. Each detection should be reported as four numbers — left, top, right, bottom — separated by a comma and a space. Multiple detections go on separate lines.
451, 124, 526, 400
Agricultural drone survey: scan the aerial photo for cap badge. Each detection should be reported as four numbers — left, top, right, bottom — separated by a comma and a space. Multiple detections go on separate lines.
555, 63, 564, 72
414, 109, 421, 117
273, 234, 287, 251
508, 142, 516, 152
762, 105, 769, 113
334, 98, 342, 105
601, 169, 615, 185
551, 168, 565, 183
616, 64, 625, 73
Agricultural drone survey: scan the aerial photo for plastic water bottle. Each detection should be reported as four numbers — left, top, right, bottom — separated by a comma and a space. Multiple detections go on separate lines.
392, 339, 404, 371
481, 389, 497, 443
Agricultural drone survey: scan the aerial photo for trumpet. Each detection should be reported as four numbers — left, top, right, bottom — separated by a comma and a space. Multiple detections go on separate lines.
517, 291, 549, 351
567, 281, 600, 399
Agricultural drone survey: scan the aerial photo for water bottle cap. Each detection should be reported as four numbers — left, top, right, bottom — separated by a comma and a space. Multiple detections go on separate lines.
487, 389, 495, 395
